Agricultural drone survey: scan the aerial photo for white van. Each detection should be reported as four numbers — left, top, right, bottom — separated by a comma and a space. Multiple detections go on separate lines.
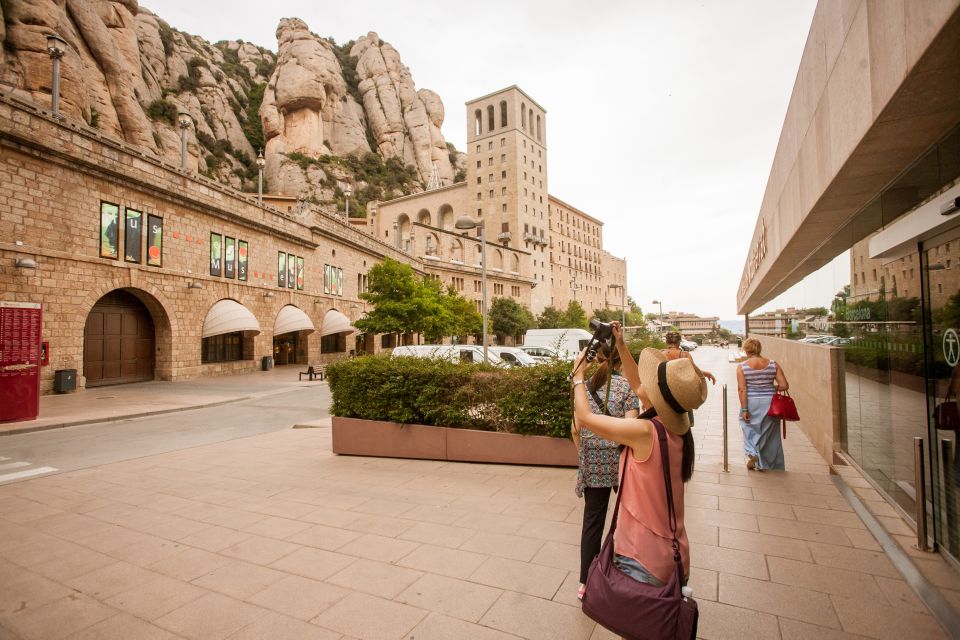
391, 344, 505, 366
523, 328, 594, 360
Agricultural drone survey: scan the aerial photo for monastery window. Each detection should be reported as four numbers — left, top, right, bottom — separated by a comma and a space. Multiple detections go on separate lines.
488, 173, 493, 182
487, 105, 495, 132
521, 103, 526, 129
477, 192, 482, 201
488, 157, 493, 166
477, 208, 482, 216
476, 145, 480, 153
528, 109, 534, 133
474, 110, 482, 135
501, 170, 506, 179
476, 177, 481, 185
501, 187, 506, 195
500, 100, 507, 127
488, 141, 493, 151
538, 149, 542, 158
501, 154, 506, 163
536, 115, 542, 141
488, 190, 494, 198
502, 204, 507, 212
476, 160, 481, 168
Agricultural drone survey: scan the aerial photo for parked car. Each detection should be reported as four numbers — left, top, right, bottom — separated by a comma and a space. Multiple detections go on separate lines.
523, 328, 593, 360
520, 345, 560, 363
680, 339, 698, 352
821, 337, 851, 346
391, 344, 506, 366
488, 346, 538, 367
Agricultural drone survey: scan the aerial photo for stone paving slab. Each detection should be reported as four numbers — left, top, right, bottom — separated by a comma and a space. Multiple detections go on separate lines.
0, 347, 954, 638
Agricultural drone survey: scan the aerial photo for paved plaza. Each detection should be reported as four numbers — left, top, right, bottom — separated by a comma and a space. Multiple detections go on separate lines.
0, 348, 958, 639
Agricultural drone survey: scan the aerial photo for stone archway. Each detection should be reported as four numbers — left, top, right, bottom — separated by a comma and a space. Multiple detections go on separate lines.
82, 288, 172, 386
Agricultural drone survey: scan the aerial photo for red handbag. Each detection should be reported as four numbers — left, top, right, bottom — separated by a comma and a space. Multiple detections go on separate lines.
581, 419, 698, 640
767, 391, 799, 438
934, 400, 960, 432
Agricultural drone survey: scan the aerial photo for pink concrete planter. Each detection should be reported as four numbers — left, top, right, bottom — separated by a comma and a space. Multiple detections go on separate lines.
331, 417, 577, 467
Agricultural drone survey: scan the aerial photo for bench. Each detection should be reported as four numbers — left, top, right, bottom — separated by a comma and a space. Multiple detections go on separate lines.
299, 365, 326, 381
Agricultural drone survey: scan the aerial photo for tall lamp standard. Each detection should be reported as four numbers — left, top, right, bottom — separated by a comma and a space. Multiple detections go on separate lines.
177, 111, 192, 170
652, 299, 664, 334
455, 216, 487, 364
344, 185, 352, 219
256, 149, 265, 205
46, 33, 67, 119
608, 284, 625, 326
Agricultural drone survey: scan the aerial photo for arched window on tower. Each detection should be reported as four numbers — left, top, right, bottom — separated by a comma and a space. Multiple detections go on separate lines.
487, 105, 495, 132
474, 109, 482, 136
528, 109, 534, 133
536, 115, 542, 141
521, 103, 526, 130
500, 101, 507, 128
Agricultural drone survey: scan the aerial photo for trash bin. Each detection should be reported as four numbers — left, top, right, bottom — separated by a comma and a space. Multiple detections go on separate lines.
261, 356, 273, 371
54, 369, 77, 393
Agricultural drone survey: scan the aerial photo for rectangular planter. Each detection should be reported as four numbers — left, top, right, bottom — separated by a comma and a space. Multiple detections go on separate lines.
331, 417, 577, 467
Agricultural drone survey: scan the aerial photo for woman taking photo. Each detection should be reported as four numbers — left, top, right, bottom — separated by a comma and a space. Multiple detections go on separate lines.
571, 345, 639, 600
736, 338, 788, 470
571, 332, 707, 593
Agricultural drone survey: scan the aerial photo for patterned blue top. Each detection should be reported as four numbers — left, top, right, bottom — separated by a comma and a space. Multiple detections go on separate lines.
742, 360, 777, 397
576, 373, 640, 497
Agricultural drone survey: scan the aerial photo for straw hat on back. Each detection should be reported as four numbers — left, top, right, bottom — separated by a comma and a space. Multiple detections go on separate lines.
638, 347, 708, 435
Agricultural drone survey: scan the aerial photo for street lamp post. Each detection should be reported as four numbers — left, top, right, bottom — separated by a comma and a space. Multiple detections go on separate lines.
344, 186, 352, 219
256, 149, 265, 205
652, 299, 664, 333
455, 216, 487, 364
46, 33, 67, 119
177, 111, 192, 170
608, 284, 625, 326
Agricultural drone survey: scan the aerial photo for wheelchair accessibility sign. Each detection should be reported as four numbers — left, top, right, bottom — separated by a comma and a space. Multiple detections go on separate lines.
945, 329, 960, 367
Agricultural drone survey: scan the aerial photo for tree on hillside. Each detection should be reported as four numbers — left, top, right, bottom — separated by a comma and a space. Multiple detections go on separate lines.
490, 297, 536, 342
536, 306, 564, 329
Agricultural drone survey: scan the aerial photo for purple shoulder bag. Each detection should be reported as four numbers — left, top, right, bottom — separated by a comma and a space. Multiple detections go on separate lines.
580, 419, 698, 640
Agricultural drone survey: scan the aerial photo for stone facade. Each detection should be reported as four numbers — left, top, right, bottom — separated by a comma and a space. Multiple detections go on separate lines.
375, 86, 626, 318
0, 92, 414, 394
661, 312, 720, 338
849, 235, 960, 310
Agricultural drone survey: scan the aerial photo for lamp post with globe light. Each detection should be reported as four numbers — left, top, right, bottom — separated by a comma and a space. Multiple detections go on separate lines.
455, 216, 487, 364
256, 149, 265, 205
177, 111, 192, 170
46, 33, 67, 119
652, 299, 664, 334
344, 186, 352, 219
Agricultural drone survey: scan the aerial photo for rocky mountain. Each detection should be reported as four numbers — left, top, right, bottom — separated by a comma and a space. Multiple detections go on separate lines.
0, 1, 460, 214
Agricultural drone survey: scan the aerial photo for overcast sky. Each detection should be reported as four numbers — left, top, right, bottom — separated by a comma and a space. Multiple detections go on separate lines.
148, 0, 820, 319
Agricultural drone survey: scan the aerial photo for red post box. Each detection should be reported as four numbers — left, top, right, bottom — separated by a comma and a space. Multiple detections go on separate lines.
0, 301, 42, 422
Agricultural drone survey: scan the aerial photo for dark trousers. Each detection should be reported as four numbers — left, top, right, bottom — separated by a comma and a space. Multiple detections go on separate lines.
580, 486, 612, 584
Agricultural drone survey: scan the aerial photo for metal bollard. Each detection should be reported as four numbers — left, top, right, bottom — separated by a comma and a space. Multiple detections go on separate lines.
914, 437, 929, 552
722, 384, 729, 473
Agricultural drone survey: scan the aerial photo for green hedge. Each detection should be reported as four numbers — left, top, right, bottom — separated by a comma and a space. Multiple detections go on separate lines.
326, 356, 573, 438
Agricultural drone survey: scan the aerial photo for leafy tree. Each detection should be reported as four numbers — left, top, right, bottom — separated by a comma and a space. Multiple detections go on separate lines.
443, 287, 482, 342
418, 277, 457, 343
625, 296, 645, 327
560, 300, 588, 329
536, 306, 564, 329
356, 259, 458, 341
490, 297, 536, 341
591, 308, 622, 323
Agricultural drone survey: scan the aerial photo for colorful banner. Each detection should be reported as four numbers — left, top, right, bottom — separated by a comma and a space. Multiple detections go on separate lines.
100, 202, 119, 259
323, 265, 331, 295
287, 253, 296, 289
237, 241, 248, 281
278, 251, 286, 287
124, 208, 141, 263
296, 256, 304, 290
224, 237, 235, 279
337, 267, 343, 296
210, 233, 222, 277
146, 214, 163, 267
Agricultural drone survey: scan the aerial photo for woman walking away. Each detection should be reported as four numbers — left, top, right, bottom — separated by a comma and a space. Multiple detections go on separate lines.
663, 332, 716, 384
571, 346, 639, 600
571, 346, 707, 594
736, 338, 789, 471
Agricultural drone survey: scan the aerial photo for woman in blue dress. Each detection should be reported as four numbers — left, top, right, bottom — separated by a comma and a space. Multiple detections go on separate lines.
736, 338, 789, 470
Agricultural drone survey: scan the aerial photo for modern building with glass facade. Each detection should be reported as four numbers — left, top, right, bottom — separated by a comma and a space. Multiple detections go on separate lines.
738, 2, 960, 562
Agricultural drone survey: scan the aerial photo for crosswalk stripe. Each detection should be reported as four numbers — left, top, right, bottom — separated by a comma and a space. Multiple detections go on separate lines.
0, 461, 30, 471
0, 467, 58, 483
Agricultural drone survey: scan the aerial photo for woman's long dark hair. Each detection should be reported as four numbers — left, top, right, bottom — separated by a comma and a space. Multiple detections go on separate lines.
589, 344, 621, 393
639, 406, 695, 482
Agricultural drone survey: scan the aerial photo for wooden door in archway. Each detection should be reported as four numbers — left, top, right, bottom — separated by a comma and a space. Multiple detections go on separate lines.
83, 290, 155, 386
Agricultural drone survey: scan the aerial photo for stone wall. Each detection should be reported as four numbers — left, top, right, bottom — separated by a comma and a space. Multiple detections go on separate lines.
746, 334, 845, 463
0, 92, 412, 393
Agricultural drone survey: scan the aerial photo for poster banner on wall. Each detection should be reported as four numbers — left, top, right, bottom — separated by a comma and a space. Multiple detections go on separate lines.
323, 265, 330, 295
237, 240, 248, 281
224, 237, 236, 279
296, 256, 304, 290
124, 209, 142, 263
278, 251, 287, 287
338, 268, 344, 296
146, 215, 163, 267
287, 254, 296, 289
210, 233, 222, 277
100, 202, 119, 259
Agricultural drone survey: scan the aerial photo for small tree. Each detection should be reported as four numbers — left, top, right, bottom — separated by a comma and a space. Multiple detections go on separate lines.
443, 287, 482, 342
560, 300, 588, 329
537, 306, 564, 329
490, 297, 536, 342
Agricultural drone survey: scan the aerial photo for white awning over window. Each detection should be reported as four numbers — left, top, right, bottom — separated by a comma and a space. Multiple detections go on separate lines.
202, 299, 261, 339
274, 305, 315, 336
320, 309, 357, 336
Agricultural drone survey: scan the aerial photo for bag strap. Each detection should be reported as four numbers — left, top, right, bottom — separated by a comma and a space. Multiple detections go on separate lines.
652, 419, 682, 564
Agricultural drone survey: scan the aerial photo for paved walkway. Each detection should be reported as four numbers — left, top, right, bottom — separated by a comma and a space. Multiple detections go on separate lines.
0, 348, 957, 638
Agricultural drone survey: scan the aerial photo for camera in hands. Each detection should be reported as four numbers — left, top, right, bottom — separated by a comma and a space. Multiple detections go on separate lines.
585, 319, 613, 363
